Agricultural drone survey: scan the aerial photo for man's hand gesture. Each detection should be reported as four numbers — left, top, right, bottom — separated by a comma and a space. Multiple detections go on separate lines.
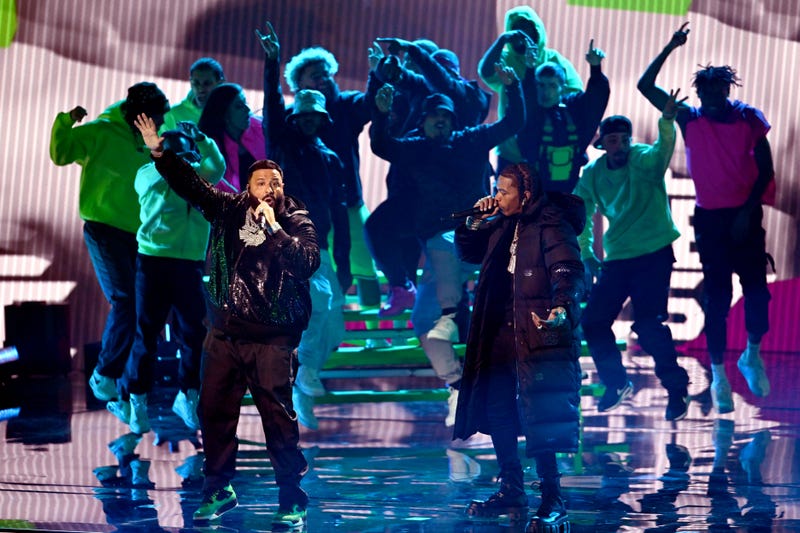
662, 88, 688, 119
494, 63, 517, 86
255, 21, 280, 61
133, 113, 164, 155
586, 39, 606, 66
375, 84, 394, 114
367, 41, 384, 71
668, 22, 690, 49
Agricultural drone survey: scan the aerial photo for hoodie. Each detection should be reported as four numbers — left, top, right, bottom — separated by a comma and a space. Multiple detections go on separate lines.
50, 101, 151, 234
480, 5, 584, 163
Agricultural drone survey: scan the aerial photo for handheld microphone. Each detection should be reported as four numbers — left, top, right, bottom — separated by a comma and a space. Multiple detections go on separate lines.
448, 206, 494, 219
256, 212, 268, 230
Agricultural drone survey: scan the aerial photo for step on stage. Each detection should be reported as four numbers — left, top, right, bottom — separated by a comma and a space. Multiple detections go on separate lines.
1, 348, 799, 532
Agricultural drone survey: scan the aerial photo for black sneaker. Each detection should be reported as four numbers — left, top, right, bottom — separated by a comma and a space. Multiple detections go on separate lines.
597, 380, 633, 412
665, 390, 689, 421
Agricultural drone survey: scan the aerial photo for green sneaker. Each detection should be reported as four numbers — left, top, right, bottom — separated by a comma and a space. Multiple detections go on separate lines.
272, 504, 307, 530
193, 484, 237, 521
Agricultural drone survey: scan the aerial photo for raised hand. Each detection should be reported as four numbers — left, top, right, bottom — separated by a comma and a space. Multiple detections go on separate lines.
669, 22, 690, 48
255, 21, 280, 61
375, 84, 394, 114
176, 120, 203, 141
367, 41, 384, 71
662, 88, 688, 119
133, 113, 164, 153
586, 39, 606, 66
494, 63, 517, 86
69, 106, 87, 122
375, 37, 411, 56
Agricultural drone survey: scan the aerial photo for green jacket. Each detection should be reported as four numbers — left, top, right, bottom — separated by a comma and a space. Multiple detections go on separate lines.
49, 102, 150, 234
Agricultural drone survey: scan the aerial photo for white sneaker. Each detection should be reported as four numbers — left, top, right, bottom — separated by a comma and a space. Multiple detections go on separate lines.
292, 388, 319, 430
428, 314, 459, 343
711, 376, 734, 414
446, 448, 481, 482
89, 369, 117, 401
295, 366, 326, 397
107, 399, 131, 425
445, 387, 459, 427
737, 349, 770, 397
129, 393, 151, 434
172, 389, 200, 430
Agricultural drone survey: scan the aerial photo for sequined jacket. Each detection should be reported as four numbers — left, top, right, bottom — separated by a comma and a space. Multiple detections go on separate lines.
154, 150, 320, 344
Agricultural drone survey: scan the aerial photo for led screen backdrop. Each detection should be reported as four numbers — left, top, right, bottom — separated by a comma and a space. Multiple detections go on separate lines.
1, 0, 798, 367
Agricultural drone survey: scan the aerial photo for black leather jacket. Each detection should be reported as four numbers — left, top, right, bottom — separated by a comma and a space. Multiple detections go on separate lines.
154, 150, 320, 343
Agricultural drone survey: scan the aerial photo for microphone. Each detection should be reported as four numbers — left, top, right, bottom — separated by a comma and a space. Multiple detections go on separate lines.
256, 211, 268, 230
448, 206, 494, 219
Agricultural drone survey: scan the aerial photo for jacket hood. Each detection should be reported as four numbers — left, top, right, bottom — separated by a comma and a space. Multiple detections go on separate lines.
521, 191, 586, 235
503, 5, 548, 62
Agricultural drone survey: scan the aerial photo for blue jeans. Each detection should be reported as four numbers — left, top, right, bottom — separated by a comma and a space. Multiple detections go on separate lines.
83, 221, 137, 379
120, 254, 206, 398
582, 246, 689, 393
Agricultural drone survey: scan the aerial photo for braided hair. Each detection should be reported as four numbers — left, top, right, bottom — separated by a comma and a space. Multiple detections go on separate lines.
500, 162, 540, 204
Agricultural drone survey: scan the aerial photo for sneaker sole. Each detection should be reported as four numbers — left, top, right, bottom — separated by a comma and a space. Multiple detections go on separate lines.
193, 499, 238, 522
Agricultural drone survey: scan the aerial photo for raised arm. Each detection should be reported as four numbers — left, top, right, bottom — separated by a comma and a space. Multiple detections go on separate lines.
134, 113, 224, 219
637, 22, 691, 111
478, 30, 535, 84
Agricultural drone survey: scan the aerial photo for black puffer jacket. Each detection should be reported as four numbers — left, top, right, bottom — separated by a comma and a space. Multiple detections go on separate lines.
154, 150, 320, 344
453, 191, 585, 455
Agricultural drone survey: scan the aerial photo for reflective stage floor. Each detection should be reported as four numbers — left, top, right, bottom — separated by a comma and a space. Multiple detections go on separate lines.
0, 349, 799, 532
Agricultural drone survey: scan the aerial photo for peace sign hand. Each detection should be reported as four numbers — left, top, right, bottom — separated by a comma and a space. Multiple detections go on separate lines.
662, 87, 688, 119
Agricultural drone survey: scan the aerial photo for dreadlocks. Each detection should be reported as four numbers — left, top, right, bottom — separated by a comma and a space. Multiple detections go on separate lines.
692, 64, 742, 91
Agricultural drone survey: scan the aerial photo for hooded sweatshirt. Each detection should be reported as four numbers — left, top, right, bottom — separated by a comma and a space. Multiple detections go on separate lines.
480, 5, 584, 163
50, 101, 151, 234
135, 135, 226, 260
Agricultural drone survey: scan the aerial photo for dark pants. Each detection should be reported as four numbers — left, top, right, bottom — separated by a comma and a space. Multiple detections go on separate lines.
364, 196, 420, 288
200, 330, 308, 508
694, 205, 771, 363
83, 221, 138, 379
485, 323, 559, 481
582, 246, 689, 393
119, 254, 206, 398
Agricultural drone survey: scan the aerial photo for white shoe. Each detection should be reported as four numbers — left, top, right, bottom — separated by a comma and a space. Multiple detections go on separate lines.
129, 393, 151, 434
711, 376, 734, 414
295, 366, 326, 397
428, 314, 459, 343
445, 387, 459, 427
172, 389, 200, 430
737, 349, 770, 397
446, 448, 481, 482
292, 388, 319, 430
107, 399, 131, 425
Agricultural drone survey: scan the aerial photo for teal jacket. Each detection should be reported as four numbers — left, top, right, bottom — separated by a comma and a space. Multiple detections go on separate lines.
135, 135, 225, 260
